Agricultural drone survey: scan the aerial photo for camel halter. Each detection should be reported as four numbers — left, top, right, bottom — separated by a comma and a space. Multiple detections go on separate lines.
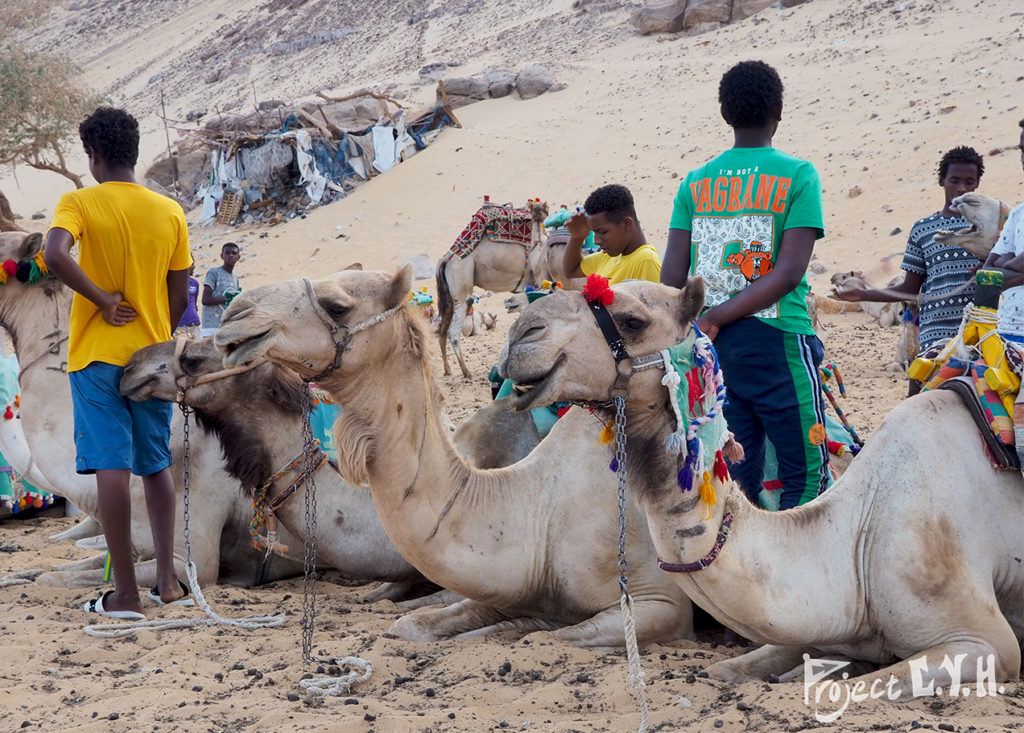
301, 277, 403, 383
170, 335, 261, 402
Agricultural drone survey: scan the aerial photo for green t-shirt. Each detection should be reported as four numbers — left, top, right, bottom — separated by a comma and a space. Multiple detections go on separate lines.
669, 147, 824, 334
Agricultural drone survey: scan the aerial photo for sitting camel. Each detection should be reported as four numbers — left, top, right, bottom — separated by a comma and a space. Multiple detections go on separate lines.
0, 230, 307, 589
120, 338, 444, 603
437, 199, 548, 378
830, 270, 920, 371
499, 277, 1022, 696
213, 268, 694, 649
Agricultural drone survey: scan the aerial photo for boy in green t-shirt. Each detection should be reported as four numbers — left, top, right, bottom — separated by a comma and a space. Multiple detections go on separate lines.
661, 60, 830, 510
562, 184, 662, 284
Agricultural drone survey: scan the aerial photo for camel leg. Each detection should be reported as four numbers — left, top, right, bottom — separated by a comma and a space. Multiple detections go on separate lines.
36, 557, 161, 589
52, 552, 108, 572
552, 597, 694, 650
397, 588, 463, 610
448, 304, 472, 379
362, 580, 445, 604
702, 644, 810, 682
49, 515, 103, 542
846, 632, 1022, 701
389, 598, 519, 641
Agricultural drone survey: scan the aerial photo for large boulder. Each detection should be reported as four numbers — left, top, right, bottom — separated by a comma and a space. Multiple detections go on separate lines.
516, 65, 554, 100
303, 98, 382, 134
733, 0, 776, 19
443, 76, 491, 100
486, 69, 516, 99
629, 1, 687, 35
683, 0, 732, 29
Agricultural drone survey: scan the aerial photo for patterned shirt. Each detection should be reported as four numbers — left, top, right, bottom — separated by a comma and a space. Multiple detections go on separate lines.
901, 213, 978, 351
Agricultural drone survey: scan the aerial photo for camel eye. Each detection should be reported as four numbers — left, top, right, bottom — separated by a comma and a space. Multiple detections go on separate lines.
179, 355, 202, 373
622, 317, 646, 333
325, 302, 351, 320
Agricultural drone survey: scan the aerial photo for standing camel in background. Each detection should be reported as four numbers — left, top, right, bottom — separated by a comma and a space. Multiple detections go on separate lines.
437, 199, 547, 377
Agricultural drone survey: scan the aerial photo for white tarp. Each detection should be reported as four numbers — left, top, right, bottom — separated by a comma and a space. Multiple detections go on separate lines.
283, 129, 327, 204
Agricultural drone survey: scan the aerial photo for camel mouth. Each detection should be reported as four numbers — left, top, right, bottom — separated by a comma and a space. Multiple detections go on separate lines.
219, 328, 273, 368
118, 369, 157, 400
508, 353, 566, 411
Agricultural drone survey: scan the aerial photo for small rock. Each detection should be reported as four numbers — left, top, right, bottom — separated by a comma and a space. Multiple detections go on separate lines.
448, 712, 456, 719
848, 186, 863, 198
31, 211, 46, 220
809, 262, 828, 274
714, 721, 724, 729
425, 688, 436, 698
937, 725, 954, 732
890, 227, 903, 236
108, 713, 120, 721
286, 693, 300, 702
364, 713, 376, 722
343, 698, 358, 705
576, 673, 589, 683
418, 62, 447, 82
736, 700, 751, 711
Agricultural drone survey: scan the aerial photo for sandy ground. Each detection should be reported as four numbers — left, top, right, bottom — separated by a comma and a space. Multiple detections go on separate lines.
1, 0, 1023, 730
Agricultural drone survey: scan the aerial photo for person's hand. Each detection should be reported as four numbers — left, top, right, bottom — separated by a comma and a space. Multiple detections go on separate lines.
100, 292, 137, 326
696, 313, 719, 342
223, 288, 240, 306
565, 210, 590, 240
830, 286, 862, 302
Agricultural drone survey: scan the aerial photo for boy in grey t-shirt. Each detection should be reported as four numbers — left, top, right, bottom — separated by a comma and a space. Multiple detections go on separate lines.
201, 242, 240, 336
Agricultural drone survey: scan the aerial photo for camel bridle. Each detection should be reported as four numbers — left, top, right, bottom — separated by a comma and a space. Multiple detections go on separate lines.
301, 277, 404, 383
170, 335, 261, 403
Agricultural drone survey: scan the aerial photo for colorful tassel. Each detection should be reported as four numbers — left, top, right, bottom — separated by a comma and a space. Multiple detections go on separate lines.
699, 471, 716, 520
713, 449, 729, 483
609, 457, 618, 473
826, 439, 846, 457
598, 417, 614, 445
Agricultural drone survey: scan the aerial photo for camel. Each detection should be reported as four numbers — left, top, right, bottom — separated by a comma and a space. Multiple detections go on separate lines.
119, 337, 444, 603
0, 230, 309, 589
934, 192, 1011, 260
499, 277, 1023, 696
0, 189, 25, 233
538, 226, 586, 291
830, 270, 920, 371
437, 199, 548, 377
213, 268, 695, 649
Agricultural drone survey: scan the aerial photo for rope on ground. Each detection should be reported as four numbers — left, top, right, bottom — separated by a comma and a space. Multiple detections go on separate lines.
298, 656, 373, 696
83, 561, 286, 639
620, 592, 650, 733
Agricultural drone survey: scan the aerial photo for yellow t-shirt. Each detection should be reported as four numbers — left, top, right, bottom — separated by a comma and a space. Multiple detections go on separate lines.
49, 182, 193, 371
580, 243, 662, 285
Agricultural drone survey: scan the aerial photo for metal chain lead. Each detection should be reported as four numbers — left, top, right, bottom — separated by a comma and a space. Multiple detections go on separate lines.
612, 395, 629, 593
179, 404, 193, 565
300, 388, 321, 663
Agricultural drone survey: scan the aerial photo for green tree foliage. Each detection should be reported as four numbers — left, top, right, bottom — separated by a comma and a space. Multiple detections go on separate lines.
0, 33, 102, 188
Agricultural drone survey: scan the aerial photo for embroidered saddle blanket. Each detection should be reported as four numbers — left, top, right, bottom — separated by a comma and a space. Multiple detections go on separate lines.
448, 203, 535, 260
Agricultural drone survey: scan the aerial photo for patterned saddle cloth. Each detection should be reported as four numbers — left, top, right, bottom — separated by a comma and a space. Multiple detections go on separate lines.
934, 366, 1019, 471
448, 203, 535, 259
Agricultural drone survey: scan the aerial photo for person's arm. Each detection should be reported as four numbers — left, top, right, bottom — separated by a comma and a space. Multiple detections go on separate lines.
831, 271, 924, 303
661, 228, 692, 287
698, 227, 819, 340
167, 268, 190, 330
982, 251, 1024, 289
562, 211, 589, 279
201, 280, 227, 306
43, 227, 136, 326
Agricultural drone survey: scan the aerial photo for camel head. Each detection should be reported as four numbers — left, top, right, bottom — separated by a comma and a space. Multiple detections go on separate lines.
215, 266, 415, 383
501, 278, 705, 413
527, 199, 549, 222
0, 230, 42, 263
936, 192, 1009, 260
122, 336, 306, 414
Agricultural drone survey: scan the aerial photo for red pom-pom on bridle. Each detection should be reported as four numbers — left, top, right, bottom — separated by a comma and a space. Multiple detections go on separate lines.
582, 273, 614, 306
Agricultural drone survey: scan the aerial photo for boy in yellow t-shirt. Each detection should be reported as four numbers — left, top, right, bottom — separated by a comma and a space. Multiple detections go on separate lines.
562, 183, 662, 284
43, 107, 193, 620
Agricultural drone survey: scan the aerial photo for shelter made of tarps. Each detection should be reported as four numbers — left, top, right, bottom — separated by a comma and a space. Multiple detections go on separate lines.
197, 104, 459, 225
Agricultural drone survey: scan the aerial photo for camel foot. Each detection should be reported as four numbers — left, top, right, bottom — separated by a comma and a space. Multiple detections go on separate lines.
50, 515, 103, 542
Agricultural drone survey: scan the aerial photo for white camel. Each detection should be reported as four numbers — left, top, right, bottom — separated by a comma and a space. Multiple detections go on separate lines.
213, 268, 695, 648
499, 277, 1023, 696
935, 192, 1011, 260
120, 337, 447, 603
0, 230, 307, 588
437, 199, 548, 378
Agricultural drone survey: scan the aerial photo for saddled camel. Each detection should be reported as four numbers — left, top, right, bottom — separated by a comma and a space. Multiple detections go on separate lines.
499, 277, 1022, 696
437, 199, 548, 378
213, 268, 695, 649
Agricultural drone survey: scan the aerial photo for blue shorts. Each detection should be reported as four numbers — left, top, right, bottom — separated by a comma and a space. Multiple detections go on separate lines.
69, 362, 173, 476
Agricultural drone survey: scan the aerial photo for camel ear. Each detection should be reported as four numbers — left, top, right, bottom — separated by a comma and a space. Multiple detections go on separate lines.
344, 262, 363, 271
387, 265, 413, 308
18, 232, 43, 261
679, 276, 705, 325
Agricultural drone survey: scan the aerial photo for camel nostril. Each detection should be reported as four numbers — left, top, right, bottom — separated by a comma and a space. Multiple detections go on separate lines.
519, 325, 545, 342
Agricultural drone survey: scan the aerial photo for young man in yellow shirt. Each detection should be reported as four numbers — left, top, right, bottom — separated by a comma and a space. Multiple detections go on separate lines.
562, 183, 662, 284
44, 107, 193, 619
